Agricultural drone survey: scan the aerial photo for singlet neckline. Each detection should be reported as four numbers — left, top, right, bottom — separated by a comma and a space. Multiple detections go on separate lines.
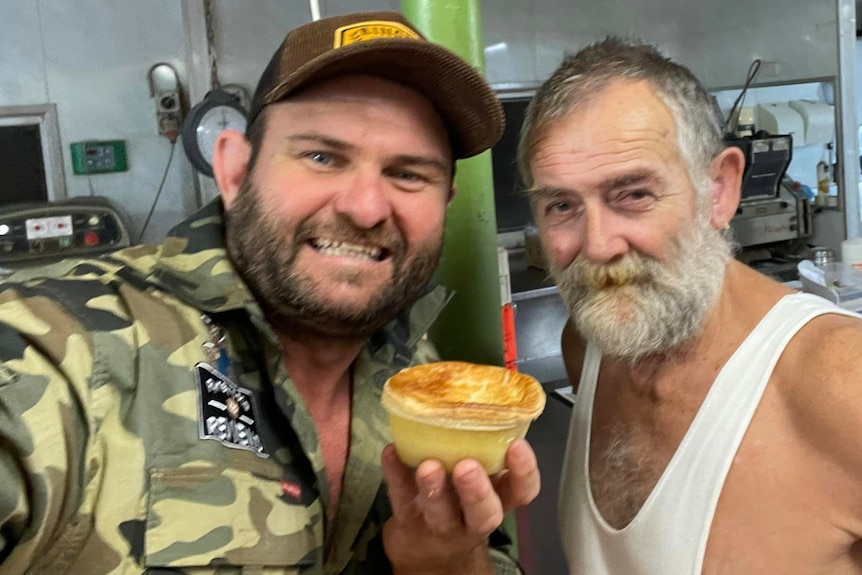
582, 291, 810, 534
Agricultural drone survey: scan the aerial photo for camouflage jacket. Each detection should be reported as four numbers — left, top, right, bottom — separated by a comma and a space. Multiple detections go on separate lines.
0, 201, 520, 575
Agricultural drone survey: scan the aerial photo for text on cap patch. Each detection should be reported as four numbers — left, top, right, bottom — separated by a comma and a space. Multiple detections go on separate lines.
333, 20, 420, 48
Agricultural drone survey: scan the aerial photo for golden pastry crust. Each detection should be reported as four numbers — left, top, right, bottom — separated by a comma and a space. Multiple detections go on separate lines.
382, 361, 546, 429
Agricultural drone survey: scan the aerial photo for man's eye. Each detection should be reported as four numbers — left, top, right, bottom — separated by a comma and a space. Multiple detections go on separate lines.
393, 170, 425, 182
305, 151, 333, 165
539, 200, 580, 225
386, 168, 434, 190
619, 189, 655, 203
548, 201, 572, 213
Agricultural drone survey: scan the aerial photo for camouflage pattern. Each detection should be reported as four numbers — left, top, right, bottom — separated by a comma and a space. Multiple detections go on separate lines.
0, 200, 521, 574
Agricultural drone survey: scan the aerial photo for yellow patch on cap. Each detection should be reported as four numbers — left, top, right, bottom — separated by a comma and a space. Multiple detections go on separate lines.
333, 20, 420, 48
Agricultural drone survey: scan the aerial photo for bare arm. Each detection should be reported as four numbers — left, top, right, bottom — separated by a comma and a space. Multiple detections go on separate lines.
784, 314, 862, 540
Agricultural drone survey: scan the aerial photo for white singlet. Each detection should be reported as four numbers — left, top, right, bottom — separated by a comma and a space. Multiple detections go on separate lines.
559, 292, 858, 575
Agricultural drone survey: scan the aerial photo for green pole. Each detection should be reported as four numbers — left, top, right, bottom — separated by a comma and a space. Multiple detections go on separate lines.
401, 1, 519, 556
401, 0, 504, 367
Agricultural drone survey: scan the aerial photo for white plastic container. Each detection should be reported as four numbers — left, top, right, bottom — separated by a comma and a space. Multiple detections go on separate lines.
841, 237, 862, 271
789, 100, 835, 146
756, 103, 805, 146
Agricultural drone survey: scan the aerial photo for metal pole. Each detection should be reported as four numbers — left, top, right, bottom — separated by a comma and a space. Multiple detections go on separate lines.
181, 0, 219, 207
401, 0, 505, 367
837, 0, 860, 237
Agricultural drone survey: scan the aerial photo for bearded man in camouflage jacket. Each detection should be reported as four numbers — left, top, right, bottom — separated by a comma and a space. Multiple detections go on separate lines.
0, 11, 540, 575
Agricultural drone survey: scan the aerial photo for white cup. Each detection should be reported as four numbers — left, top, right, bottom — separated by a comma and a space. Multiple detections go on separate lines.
841, 237, 862, 270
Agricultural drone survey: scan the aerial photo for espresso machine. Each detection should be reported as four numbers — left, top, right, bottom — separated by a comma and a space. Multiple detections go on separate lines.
724, 133, 812, 280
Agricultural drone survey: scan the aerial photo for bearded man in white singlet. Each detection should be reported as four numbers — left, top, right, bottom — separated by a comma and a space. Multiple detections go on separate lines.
518, 37, 862, 575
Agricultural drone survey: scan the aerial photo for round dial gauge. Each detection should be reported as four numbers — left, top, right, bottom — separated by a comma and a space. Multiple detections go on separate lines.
181, 90, 247, 178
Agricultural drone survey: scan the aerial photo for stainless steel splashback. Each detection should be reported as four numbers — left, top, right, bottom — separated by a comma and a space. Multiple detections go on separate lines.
512, 286, 569, 384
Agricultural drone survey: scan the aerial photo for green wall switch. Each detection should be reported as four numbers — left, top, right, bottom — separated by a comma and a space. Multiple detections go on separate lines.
70, 140, 128, 175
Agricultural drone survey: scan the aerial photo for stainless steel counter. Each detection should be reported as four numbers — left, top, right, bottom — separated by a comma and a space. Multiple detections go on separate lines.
507, 248, 555, 294
507, 248, 568, 385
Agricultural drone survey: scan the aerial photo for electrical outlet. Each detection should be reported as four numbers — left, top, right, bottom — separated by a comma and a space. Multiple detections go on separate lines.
159, 115, 181, 135
70, 140, 128, 175
155, 90, 183, 138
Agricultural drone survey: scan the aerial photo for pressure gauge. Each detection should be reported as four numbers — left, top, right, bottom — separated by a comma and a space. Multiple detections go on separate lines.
181, 89, 247, 178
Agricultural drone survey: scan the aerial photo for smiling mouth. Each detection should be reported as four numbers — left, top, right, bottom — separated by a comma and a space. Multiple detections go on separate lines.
310, 238, 388, 262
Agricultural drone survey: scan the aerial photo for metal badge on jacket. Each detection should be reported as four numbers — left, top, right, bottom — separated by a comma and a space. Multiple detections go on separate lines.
194, 362, 269, 458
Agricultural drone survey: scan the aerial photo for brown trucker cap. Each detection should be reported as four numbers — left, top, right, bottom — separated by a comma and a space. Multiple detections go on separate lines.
247, 11, 504, 159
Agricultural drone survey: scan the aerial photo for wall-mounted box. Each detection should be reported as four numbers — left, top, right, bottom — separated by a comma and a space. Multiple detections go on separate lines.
70, 140, 128, 175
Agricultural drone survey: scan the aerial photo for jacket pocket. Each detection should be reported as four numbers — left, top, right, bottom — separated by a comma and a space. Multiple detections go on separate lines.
144, 466, 323, 569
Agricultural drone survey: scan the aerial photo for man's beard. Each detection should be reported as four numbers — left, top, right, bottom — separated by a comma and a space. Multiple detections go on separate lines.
550, 211, 731, 363
225, 180, 443, 339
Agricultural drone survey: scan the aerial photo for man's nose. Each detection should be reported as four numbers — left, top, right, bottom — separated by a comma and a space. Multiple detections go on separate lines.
333, 170, 393, 229
580, 209, 628, 263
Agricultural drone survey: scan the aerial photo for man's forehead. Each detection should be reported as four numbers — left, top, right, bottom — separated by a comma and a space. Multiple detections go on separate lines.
264, 75, 447, 139
528, 79, 681, 174
259, 81, 450, 162
529, 87, 689, 193
569, 79, 676, 136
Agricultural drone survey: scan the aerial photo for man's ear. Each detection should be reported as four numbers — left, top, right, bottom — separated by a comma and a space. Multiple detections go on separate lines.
447, 184, 457, 207
212, 129, 251, 210
707, 146, 745, 229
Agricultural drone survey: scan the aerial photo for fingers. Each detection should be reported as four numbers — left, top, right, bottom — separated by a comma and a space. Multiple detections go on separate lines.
495, 438, 541, 511
415, 459, 464, 536
451, 459, 504, 535
383, 445, 471, 538
382, 439, 541, 544
381, 444, 418, 521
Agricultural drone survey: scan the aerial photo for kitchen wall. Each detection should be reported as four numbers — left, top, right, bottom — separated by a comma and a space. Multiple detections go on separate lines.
0, 1, 196, 243
484, 0, 837, 90
0, 0, 850, 244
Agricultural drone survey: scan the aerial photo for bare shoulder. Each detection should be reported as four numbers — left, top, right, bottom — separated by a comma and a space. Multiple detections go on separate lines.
779, 310, 862, 475
783, 310, 862, 393
560, 318, 587, 393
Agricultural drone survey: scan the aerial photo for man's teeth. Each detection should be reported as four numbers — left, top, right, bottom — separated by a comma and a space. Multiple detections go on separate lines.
312, 239, 382, 260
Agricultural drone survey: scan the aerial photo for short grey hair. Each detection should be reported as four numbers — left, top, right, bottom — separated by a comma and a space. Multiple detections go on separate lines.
517, 37, 726, 195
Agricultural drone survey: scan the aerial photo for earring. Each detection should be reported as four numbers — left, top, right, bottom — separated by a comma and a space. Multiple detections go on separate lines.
723, 222, 730, 231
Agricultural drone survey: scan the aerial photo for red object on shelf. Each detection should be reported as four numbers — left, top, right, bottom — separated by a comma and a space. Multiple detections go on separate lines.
502, 302, 518, 371
83, 231, 100, 247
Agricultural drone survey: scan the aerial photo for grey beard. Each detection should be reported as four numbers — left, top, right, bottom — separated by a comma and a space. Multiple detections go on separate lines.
552, 215, 731, 363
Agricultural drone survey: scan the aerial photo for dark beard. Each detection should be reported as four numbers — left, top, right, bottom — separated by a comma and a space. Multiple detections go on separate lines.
224, 179, 443, 339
